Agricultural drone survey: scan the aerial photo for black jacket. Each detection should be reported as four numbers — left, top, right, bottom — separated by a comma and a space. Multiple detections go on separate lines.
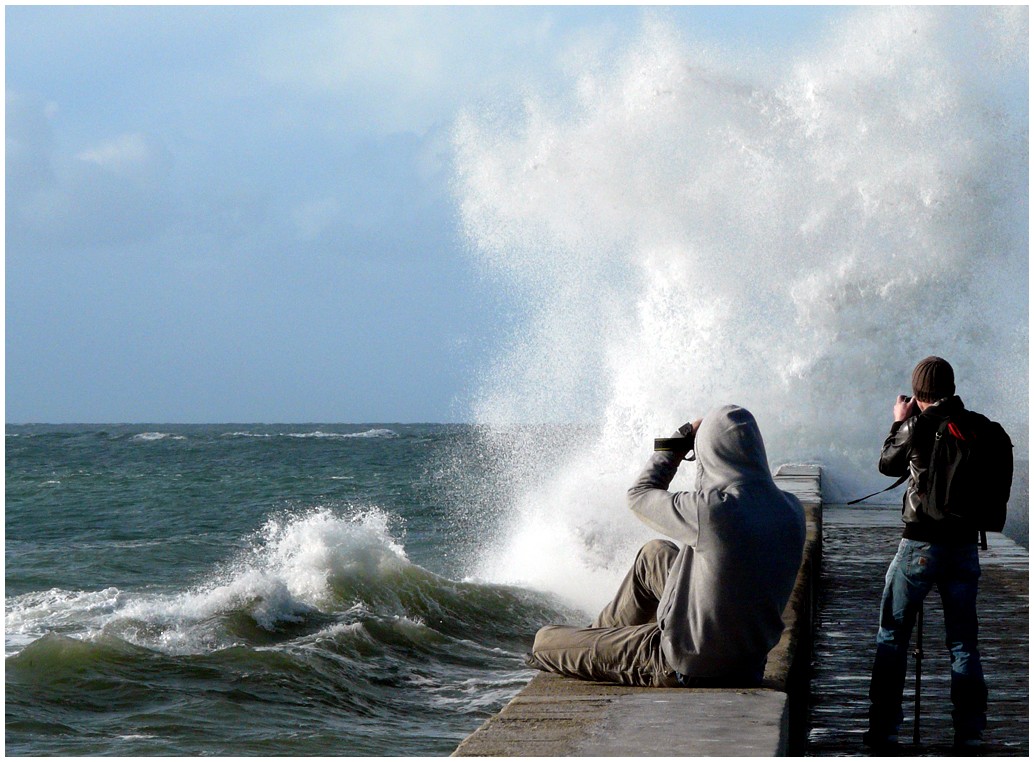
879, 395, 977, 544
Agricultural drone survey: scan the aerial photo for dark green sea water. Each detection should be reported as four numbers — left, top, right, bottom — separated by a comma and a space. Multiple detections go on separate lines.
7, 423, 1027, 756
5, 424, 572, 756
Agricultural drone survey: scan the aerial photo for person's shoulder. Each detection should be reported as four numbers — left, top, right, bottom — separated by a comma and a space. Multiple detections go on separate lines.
727, 483, 803, 512
959, 408, 1011, 441
948, 402, 996, 428
777, 488, 806, 514
961, 409, 991, 425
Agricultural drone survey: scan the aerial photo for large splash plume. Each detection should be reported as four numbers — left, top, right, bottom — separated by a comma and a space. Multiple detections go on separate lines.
452, 7, 1028, 611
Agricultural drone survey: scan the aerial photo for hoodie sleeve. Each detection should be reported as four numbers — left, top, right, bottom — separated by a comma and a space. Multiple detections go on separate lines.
627, 451, 701, 546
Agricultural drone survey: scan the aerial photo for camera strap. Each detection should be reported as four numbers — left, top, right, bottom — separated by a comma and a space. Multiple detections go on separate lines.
846, 474, 908, 505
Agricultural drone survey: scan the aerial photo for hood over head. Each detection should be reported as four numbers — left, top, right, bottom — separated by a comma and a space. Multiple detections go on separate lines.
694, 405, 774, 492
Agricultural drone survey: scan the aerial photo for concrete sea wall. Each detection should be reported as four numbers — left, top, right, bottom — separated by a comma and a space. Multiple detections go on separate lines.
452, 465, 822, 757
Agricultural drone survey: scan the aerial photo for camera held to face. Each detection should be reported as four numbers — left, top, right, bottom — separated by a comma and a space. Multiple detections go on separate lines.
654, 436, 695, 461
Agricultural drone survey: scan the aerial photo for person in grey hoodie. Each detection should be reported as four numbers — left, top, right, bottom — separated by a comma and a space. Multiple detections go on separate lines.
526, 405, 806, 687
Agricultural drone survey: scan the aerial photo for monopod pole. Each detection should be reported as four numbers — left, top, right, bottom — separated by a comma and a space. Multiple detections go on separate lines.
913, 603, 924, 745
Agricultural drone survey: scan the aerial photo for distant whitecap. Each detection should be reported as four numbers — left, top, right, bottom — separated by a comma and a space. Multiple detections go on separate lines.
286, 429, 398, 439
131, 432, 186, 442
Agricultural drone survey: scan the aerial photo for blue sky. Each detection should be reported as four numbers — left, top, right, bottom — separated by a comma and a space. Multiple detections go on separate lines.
7, 5, 860, 423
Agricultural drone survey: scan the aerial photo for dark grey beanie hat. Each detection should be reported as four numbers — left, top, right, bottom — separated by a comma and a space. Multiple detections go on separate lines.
911, 356, 955, 403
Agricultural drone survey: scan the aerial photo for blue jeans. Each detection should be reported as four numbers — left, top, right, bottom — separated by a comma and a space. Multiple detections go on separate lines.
868, 539, 987, 737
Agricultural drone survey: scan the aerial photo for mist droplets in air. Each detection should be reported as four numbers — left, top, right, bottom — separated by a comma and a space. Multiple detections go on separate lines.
452, 7, 1027, 611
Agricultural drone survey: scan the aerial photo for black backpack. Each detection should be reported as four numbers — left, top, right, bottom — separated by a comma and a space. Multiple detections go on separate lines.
920, 411, 1014, 532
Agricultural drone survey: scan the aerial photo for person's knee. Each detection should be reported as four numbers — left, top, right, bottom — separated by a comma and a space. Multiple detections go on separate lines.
532, 624, 577, 656
947, 645, 982, 676
875, 627, 909, 650
639, 538, 678, 564
532, 624, 559, 650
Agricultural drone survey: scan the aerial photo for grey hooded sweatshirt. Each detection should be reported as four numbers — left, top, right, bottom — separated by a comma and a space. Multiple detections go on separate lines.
627, 405, 806, 680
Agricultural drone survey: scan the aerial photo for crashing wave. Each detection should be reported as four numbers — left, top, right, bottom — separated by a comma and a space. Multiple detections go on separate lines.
5, 507, 562, 658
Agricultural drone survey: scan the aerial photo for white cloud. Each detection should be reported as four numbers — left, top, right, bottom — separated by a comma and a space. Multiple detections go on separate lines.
252, 7, 581, 135
7, 109, 175, 249
76, 133, 154, 177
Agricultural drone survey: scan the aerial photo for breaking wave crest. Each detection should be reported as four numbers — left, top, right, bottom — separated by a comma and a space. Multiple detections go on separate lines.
5, 508, 566, 660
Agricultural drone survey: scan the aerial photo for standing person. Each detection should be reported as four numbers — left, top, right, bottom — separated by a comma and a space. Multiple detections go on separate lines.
864, 356, 1000, 751
526, 404, 806, 688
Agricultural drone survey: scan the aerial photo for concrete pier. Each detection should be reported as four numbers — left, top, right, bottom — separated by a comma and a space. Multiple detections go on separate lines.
807, 505, 1028, 756
452, 465, 822, 757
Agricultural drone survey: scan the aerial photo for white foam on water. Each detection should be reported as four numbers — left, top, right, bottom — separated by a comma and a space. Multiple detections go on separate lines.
344, 428, 399, 439
287, 431, 351, 439
5, 508, 416, 655
119, 507, 413, 652
241, 507, 410, 605
454, 7, 1028, 612
286, 429, 398, 439
5, 587, 124, 655
131, 432, 187, 442
222, 429, 398, 440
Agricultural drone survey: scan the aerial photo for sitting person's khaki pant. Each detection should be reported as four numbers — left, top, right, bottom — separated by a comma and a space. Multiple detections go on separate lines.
528, 539, 683, 688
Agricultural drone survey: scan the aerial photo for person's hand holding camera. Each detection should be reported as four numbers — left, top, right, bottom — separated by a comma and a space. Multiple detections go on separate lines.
893, 395, 917, 422
655, 418, 704, 460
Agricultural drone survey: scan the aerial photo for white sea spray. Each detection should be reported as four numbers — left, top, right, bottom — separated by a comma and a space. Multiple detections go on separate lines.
454, 7, 1028, 611
6, 508, 416, 655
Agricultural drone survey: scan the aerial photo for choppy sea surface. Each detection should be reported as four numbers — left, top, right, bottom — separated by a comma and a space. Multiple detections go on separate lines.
5, 424, 575, 756
6, 423, 1027, 756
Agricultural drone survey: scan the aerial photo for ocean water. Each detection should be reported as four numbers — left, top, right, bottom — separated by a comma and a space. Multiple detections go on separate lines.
5, 424, 578, 756
6, 424, 1027, 756
7, 6, 1028, 755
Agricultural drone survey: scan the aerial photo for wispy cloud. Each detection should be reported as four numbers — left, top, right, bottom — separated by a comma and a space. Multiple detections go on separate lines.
250, 7, 588, 135
76, 133, 155, 176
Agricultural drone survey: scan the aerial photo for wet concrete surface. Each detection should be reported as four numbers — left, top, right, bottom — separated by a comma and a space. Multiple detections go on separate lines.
806, 507, 1028, 757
